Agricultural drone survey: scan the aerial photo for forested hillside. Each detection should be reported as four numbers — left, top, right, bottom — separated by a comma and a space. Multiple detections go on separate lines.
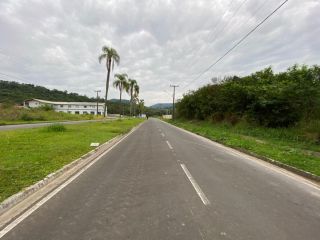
177, 65, 320, 127
0, 80, 94, 104
0, 80, 165, 116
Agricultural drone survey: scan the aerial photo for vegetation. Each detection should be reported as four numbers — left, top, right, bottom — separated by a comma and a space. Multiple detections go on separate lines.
98, 46, 120, 117
0, 118, 143, 202
177, 65, 320, 127
127, 79, 139, 116
113, 73, 129, 116
0, 80, 95, 104
0, 105, 102, 125
46, 123, 66, 132
172, 64, 320, 176
169, 119, 320, 176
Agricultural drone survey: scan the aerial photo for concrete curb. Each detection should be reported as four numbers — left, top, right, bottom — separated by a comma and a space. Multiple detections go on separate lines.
164, 120, 320, 183
234, 147, 320, 182
0, 123, 141, 216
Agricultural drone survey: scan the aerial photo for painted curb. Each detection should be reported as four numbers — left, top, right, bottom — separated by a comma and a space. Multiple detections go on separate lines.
0, 123, 142, 215
164, 120, 320, 183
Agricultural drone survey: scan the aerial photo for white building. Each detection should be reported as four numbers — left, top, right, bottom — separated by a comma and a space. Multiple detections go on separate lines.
24, 99, 105, 115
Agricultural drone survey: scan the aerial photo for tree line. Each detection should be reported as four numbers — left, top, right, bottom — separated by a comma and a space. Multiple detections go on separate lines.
0, 80, 93, 104
176, 65, 320, 127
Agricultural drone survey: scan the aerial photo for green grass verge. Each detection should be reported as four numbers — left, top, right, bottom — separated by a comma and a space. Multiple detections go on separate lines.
0, 118, 143, 202
168, 119, 320, 176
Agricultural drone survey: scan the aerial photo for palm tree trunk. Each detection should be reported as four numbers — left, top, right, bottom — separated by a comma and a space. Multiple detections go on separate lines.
103, 59, 111, 117
130, 90, 133, 116
119, 89, 122, 118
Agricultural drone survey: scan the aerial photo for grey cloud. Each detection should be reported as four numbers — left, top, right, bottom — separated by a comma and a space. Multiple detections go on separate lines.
0, 0, 319, 105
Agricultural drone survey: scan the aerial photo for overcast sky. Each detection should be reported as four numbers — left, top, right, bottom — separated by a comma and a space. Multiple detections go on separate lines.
0, 0, 319, 105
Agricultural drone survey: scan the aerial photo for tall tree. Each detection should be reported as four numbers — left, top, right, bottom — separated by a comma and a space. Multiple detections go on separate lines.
113, 73, 128, 116
138, 99, 144, 116
98, 46, 120, 117
127, 79, 138, 116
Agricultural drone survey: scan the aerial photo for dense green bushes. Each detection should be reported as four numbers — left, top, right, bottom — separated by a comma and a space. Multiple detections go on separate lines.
0, 105, 101, 124
177, 65, 320, 127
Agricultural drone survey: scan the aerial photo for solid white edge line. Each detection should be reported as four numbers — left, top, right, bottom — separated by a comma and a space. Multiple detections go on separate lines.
0, 123, 141, 239
166, 140, 173, 150
160, 120, 320, 191
180, 164, 210, 206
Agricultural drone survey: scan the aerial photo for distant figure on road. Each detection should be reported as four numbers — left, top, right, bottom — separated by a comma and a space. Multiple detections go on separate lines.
146, 113, 149, 119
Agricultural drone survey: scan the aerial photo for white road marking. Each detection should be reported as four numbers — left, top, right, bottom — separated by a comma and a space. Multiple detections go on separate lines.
180, 164, 210, 206
161, 133, 165, 137
0, 124, 140, 239
166, 140, 173, 150
160, 120, 320, 191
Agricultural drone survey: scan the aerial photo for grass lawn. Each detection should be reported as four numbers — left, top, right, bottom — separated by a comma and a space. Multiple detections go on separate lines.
168, 119, 320, 177
0, 118, 143, 202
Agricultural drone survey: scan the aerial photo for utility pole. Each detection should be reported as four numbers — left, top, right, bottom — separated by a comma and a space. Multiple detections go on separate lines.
94, 90, 101, 115
170, 85, 179, 120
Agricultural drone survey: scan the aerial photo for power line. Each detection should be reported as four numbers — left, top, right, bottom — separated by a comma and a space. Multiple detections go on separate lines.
183, 0, 289, 90
183, 0, 270, 81
231, 0, 269, 34
187, 0, 270, 83
186, 0, 236, 72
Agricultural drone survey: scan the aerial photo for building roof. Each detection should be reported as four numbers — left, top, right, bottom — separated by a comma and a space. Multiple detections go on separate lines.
25, 98, 104, 106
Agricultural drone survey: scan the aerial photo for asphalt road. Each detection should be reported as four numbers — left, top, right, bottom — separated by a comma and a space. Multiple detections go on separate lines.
1, 118, 319, 239
0, 120, 105, 131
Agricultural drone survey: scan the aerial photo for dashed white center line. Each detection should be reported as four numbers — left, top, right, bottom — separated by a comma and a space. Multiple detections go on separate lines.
166, 140, 173, 150
180, 164, 210, 206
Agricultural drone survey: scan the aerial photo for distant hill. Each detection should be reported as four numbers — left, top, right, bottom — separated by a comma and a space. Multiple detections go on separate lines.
149, 103, 172, 109
0, 80, 142, 115
0, 80, 169, 116
0, 80, 94, 104
109, 98, 130, 104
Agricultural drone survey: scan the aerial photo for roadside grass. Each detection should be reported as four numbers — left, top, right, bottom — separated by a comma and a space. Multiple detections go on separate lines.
0, 105, 103, 125
168, 119, 320, 176
0, 118, 143, 202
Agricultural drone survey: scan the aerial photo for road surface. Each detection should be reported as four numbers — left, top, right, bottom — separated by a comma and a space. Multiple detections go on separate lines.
0, 120, 105, 131
1, 118, 319, 239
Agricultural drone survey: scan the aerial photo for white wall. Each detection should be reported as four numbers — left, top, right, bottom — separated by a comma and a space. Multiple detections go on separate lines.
25, 100, 105, 115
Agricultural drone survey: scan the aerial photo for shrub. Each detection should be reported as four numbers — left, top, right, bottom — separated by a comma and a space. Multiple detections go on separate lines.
20, 113, 34, 121
177, 65, 320, 128
37, 105, 54, 111
46, 123, 66, 132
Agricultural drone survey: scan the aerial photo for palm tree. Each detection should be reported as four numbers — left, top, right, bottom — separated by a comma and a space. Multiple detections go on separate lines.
132, 85, 140, 116
98, 46, 120, 117
113, 73, 128, 117
127, 79, 138, 116
138, 99, 144, 116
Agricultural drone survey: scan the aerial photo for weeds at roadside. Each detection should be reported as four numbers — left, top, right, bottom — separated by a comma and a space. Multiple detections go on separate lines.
46, 124, 66, 132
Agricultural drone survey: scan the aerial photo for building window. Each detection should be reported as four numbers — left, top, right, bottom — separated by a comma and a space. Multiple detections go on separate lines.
75, 111, 80, 114
90, 111, 95, 115
83, 111, 88, 114
67, 111, 72, 114
97, 112, 101, 115
60, 105, 63, 108
84, 106, 87, 108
